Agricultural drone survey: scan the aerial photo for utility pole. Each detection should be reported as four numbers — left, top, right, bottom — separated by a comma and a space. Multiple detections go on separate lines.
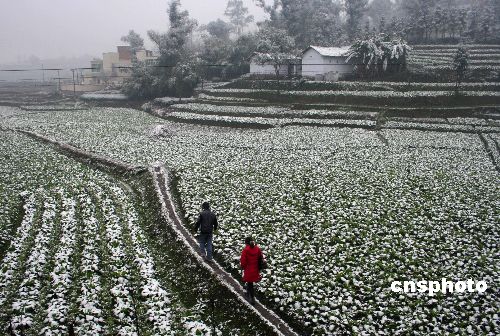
57, 69, 61, 92
71, 69, 76, 98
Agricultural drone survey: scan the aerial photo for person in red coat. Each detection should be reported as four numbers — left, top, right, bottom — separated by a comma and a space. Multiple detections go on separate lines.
240, 236, 264, 304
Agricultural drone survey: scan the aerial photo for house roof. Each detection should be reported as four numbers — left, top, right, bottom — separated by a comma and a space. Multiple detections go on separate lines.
303, 46, 351, 57
249, 52, 301, 63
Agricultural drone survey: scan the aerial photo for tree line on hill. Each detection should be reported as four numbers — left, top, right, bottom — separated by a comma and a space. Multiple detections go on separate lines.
122, 0, 499, 99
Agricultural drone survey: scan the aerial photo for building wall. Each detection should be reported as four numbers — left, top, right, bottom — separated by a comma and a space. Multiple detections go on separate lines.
103, 52, 119, 73
136, 50, 153, 60
117, 46, 132, 61
250, 63, 289, 75
103, 53, 131, 83
302, 49, 354, 80
322, 56, 354, 74
83, 48, 156, 87
82, 59, 104, 85
112, 61, 132, 83
61, 83, 106, 92
82, 73, 100, 85
302, 49, 324, 78
136, 50, 157, 65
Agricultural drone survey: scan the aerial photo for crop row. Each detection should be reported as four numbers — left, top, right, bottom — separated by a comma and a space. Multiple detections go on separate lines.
422, 65, 500, 71
201, 88, 500, 107
0, 130, 212, 335
170, 103, 378, 120
167, 111, 376, 129
410, 58, 500, 66
207, 88, 500, 98
411, 53, 500, 60
217, 79, 500, 94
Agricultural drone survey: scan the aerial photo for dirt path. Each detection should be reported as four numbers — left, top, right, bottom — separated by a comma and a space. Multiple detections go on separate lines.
479, 133, 500, 173
15, 129, 146, 174
151, 164, 299, 336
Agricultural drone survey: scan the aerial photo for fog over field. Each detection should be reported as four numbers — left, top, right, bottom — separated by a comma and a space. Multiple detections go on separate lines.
0, 0, 264, 65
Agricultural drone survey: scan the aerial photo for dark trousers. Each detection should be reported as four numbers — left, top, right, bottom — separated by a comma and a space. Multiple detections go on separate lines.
198, 233, 213, 260
246, 282, 255, 303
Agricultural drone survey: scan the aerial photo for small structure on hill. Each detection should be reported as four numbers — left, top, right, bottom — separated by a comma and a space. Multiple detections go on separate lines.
302, 46, 354, 81
82, 46, 157, 87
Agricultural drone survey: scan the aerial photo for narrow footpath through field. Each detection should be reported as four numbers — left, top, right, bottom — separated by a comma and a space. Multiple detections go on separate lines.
152, 164, 299, 336
12, 127, 299, 336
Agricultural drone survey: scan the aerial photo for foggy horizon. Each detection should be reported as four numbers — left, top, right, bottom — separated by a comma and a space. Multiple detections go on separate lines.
0, 0, 266, 65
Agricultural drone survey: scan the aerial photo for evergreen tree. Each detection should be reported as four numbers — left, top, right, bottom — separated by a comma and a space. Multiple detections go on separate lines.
229, 33, 258, 65
364, 20, 371, 37
204, 19, 232, 40
256, 0, 342, 48
367, 0, 393, 24
388, 16, 398, 35
345, 0, 368, 41
479, 7, 494, 41
494, 0, 500, 36
403, 0, 437, 41
225, 0, 254, 35
379, 16, 386, 33
253, 25, 296, 82
226, 33, 258, 77
281, 0, 342, 48
452, 46, 468, 92
123, 0, 198, 99
467, 7, 479, 40
432, 6, 444, 39
121, 30, 144, 54
447, 9, 459, 38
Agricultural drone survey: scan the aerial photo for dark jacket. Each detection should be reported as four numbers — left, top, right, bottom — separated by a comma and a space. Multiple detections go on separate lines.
194, 209, 218, 234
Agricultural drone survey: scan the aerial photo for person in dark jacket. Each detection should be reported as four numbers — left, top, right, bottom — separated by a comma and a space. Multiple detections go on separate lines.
193, 202, 218, 262
240, 236, 264, 304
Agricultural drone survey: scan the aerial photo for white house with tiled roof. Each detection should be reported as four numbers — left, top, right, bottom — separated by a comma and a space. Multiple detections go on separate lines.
301, 46, 354, 81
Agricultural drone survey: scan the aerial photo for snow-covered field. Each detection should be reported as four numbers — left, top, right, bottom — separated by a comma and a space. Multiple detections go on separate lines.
1, 106, 499, 335
0, 127, 271, 335
409, 45, 500, 75
178, 130, 499, 335
0, 131, 179, 334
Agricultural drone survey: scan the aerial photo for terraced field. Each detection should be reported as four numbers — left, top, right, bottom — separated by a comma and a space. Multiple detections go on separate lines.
409, 45, 500, 70
1, 101, 499, 335
408, 45, 500, 82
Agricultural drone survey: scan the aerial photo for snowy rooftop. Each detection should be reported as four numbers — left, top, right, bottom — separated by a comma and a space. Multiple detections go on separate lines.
305, 46, 351, 57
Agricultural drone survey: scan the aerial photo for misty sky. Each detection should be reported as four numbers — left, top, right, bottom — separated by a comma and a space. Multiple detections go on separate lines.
0, 0, 266, 65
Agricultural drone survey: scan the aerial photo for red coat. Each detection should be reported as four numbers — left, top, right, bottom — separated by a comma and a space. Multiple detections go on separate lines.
240, 245, 262, 283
